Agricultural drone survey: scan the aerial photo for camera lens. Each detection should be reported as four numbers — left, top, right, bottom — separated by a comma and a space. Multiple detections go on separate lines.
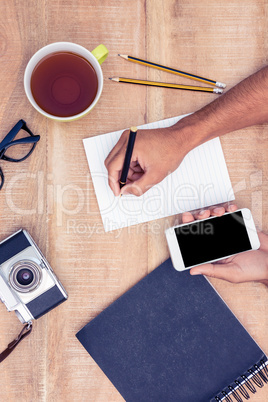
9, 260, 42, 293
16, 268, 34, 286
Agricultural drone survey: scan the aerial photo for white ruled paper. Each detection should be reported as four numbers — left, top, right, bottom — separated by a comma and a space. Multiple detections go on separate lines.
83, 114, 235, 232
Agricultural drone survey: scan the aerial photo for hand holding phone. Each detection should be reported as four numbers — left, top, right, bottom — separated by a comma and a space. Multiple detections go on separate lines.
166, 206, 268, 284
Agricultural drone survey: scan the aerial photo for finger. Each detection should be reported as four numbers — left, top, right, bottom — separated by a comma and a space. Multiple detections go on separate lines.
190, 262, 244, 283
106, 152, 126, 196
131, 164, 144, 173
105, 130, 128, 167
194, 204, 237, 220
213, 257, 234, 264
258, 231, 268, 251
120, 170, 158, 196
210, 206, 226, 216
126, 172, 144, 184
182, 212, 195, 223
194, 209, 211, 220
108, 173, 121, 197
226, 204, 238, 212
128, 164, 144, 177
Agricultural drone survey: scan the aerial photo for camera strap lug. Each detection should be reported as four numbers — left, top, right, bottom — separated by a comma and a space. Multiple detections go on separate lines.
0, 321, 32, 363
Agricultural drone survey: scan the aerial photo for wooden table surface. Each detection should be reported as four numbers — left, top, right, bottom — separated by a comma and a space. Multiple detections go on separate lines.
0, 1, 267, 401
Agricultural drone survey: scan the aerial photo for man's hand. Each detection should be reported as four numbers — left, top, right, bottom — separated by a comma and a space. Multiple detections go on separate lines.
105, 66, 268, 197
105, 124, 193, 196
182, 205, 268, 285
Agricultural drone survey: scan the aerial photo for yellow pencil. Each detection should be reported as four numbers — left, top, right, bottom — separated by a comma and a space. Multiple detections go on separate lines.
109, 77, 223, 94
118, 54, 226, 89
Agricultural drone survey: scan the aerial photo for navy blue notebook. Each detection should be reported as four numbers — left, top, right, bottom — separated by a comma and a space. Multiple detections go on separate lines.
76, 259, 268, 401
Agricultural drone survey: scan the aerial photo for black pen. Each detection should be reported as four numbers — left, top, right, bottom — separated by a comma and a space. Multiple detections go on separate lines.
119, 126, 138, 189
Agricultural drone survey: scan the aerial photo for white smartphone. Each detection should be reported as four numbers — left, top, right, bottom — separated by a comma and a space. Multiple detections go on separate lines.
165, 208, 260, 271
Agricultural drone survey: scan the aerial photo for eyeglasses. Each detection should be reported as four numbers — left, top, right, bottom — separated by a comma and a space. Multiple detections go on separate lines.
0, 120, 40, 190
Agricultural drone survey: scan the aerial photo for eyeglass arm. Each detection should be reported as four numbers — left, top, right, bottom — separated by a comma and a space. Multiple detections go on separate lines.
0, 120, 26, 149
0, 120, 38, 150
2, 135, 40, 149
0, 166, 4, 190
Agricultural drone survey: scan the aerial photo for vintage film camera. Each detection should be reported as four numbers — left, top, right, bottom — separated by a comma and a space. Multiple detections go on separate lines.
0, 229, 68, 324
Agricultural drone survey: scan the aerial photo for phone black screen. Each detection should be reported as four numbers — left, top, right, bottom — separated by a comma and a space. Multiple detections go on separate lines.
175, 211, 252, 267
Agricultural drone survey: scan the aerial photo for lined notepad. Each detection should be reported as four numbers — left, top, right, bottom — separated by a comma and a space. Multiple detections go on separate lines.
83, 114, 235, 232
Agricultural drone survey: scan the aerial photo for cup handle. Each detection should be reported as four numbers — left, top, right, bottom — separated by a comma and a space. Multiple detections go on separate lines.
91, 44, 108, 65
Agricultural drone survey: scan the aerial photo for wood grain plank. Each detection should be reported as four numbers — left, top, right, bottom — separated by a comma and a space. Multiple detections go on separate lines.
0, 0, 267, 401
0, 1, 48, 401
45, 1, 146, 401
146, 1, 268, 401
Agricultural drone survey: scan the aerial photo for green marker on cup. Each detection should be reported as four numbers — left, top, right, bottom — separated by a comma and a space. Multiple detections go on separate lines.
24, 42, 108, 122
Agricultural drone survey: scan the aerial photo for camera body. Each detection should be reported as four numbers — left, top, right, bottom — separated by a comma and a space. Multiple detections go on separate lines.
0, 229, 67, 324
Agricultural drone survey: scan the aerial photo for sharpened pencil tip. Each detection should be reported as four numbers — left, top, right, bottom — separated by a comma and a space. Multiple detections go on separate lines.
118, 54, 128, 60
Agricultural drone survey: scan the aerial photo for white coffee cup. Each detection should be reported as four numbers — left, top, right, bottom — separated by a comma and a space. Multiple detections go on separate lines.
24, 42, 108, 122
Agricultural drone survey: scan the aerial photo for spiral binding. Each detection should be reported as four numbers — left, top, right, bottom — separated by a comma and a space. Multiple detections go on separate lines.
214, 359, 268, 401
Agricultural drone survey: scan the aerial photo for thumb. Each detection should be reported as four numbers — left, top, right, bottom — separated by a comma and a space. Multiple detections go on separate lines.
121, 171, 158, 196
190, 262, 243, 283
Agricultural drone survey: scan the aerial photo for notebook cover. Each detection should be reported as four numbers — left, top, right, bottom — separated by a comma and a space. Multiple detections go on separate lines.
76, 259, 267, 401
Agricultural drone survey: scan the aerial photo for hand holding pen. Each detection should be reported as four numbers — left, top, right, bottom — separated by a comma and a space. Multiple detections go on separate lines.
106, 66, 268, 197
105, 123, 191, 197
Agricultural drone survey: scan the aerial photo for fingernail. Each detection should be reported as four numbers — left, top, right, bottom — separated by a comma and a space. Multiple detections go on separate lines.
213, 207, 223, 214
191, 271, 202, 275
199, 210, 206, 216
228, 204, 236, 211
